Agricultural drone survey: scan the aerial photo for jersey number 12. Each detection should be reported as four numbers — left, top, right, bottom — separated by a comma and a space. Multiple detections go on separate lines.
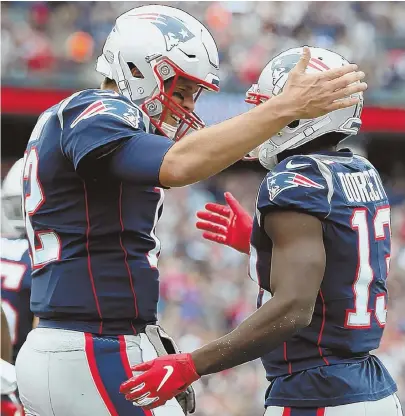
23, 112, 61, 270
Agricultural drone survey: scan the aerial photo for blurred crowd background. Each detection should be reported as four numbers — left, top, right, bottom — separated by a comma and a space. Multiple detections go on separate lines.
1, 2, 405, 415
2, 1, 405, 104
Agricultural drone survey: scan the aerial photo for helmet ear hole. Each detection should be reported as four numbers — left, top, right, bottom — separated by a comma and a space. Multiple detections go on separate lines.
287, 120, 300, 129
127, 62, 144, 79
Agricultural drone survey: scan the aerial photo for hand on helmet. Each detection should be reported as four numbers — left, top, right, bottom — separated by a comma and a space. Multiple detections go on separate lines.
282, 46, 367, 119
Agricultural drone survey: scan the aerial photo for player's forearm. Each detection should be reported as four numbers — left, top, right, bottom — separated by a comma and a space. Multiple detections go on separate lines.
191, 295, 313, 376
159, 95, 295, 187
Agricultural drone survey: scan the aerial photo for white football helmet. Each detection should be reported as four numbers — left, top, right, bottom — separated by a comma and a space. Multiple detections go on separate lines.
96, 5, 220, 140
245, 46, 364, 169
1, 158, 24, 237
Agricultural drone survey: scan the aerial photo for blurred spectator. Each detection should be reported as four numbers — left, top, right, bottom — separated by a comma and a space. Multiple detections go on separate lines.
1, 1, 405, 104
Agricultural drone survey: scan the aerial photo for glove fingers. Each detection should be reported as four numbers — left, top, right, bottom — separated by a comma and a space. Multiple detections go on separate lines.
120, 376, 148, 394
204, 203, 232, 217
202, 232, 227, 244
197, 211, 230, 227
130, 362, 153, 372
196, 219, 228, 235
197, 222, 227, 236
224, 192, 244, 214
124, 383, 149, 400
133, 393, 159, 407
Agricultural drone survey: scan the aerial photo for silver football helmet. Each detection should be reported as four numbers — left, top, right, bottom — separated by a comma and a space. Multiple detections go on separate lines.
96, 5, 220, 140
245, 46, 364, 169
1, 158, 25, 237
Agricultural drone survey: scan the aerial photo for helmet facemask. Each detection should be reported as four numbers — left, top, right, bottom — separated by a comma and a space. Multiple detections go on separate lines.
141, 57, 218, 141
243, 83, 271, 162
245, 83, 269, 106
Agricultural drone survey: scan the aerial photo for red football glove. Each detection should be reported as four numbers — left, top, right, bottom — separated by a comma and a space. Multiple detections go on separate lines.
196, 192, 253, 255
119, 353, 200, 410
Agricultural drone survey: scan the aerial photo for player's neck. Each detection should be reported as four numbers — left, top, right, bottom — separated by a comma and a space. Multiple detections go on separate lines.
306, 145, 337, 155
100, 81, 119, 93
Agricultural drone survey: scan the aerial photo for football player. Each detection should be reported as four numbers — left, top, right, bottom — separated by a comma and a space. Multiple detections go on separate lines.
1, 160, 33, 416
15, 4, 366, 414
120, 47, 402, 416
1, 306, 21, 416
1, 159, 34, 364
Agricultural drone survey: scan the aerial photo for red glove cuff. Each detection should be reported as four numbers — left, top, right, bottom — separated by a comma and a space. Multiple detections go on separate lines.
179, 353, 200, 384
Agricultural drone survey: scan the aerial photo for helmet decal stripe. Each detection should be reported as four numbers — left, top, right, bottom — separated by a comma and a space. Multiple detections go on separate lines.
311, 57, 330, 70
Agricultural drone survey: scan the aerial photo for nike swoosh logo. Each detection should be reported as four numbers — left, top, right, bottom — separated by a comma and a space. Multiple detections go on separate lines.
157, 365, 174, 392
286, 161, 311, 169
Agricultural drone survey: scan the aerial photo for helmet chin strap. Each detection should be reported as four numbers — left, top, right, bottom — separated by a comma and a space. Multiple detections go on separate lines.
258, 145, 279, 170
248, 146, 261, 159
160, 122, 178, 140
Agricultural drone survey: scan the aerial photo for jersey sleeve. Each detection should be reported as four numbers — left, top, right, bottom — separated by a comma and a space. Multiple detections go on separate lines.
256, 155, 332, 221
59, 91, 173, 172
108, 131, 174, 187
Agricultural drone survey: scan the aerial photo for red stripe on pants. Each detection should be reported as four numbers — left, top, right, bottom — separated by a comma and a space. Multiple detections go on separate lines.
84, 333, 118, 416
118, 335, 153, 416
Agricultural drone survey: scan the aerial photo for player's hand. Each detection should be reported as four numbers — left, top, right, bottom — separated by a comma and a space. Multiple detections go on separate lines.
196, 192, 253, 255
120, 353, 200, 410
282, 46, 367, 118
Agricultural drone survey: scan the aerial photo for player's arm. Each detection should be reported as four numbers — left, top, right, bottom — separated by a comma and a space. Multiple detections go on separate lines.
192, 210, 325, 374
120, 210, 325, 407
1, 305, 13, 363
77, 49, 365, 188
108, 48, 365, 188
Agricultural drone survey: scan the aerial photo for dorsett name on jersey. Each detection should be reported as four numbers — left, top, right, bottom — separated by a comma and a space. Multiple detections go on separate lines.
337, 169, 386, 203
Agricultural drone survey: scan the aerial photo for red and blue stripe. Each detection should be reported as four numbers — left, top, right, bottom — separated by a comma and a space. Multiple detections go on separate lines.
84, 333, 152, 415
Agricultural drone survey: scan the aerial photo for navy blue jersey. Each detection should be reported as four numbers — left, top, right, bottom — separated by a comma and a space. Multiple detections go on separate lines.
22, 89, 174, 335
249, 150, 397, 407
1, 237, 33, 362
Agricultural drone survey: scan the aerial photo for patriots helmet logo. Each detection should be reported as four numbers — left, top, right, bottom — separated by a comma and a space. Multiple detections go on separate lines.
270, 53, 301, 86
267, 171, 324, 201
137, 13, 195, 51
271, 51, 331, 87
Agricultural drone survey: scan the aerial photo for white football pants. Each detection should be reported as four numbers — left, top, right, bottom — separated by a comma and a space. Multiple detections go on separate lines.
264, 393, 403, 416
15, 328, 184, 416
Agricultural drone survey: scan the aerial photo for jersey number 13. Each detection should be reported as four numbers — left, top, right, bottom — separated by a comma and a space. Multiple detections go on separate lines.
345, 207, 391, 328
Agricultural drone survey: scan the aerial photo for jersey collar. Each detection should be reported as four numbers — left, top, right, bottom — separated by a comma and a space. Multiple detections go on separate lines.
310, 148, 353, 163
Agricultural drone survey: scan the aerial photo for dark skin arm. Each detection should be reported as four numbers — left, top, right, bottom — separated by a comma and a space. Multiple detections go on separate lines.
1, 305, 13, 363
191, 210, 326, 375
